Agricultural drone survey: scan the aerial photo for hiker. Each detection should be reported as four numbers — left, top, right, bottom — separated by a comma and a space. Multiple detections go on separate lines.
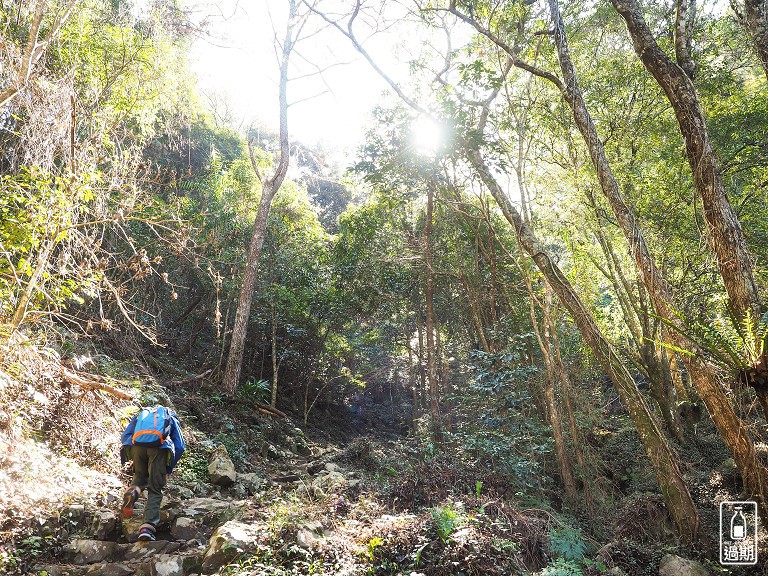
120, 405, 185, 541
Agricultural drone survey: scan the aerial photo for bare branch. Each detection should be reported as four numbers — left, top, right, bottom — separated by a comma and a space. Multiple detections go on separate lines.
304, 0, 427, 114
0, 0, 78, 109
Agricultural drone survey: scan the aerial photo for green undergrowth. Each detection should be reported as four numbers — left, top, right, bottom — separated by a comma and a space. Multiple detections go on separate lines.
2, 337, 762, 575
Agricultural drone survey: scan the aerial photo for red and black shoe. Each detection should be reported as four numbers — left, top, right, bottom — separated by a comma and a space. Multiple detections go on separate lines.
121, 487, 141, 517
137, 523, 156, 542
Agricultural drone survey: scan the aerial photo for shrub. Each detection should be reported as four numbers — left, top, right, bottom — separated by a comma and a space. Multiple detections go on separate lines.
537, 558, 584, 576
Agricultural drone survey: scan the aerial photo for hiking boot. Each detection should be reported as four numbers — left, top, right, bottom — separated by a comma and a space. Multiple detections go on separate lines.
137, 523, 156, 542
121, 487, 141, 517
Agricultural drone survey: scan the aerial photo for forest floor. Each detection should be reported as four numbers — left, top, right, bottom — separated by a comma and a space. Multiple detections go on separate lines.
0, 338, 766, 575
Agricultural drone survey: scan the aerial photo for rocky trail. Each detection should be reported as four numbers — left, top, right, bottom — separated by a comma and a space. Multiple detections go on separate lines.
31, 443, 363, 576
0, 360, 741, 576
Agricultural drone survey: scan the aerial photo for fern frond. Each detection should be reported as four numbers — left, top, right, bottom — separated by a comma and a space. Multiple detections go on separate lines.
653, 311, 745, 371
697, 317, 745, 368
654, 313, 735, 368
646, 338, 695, 358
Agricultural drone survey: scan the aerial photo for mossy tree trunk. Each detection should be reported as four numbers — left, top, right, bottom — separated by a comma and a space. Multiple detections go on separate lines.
466, 146, 700, 542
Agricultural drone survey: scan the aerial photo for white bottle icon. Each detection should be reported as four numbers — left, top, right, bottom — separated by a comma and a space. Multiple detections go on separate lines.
731, 506, 747, 540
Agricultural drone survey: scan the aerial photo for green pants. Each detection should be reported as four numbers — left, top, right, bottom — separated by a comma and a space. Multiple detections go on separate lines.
130, 446, 167, 526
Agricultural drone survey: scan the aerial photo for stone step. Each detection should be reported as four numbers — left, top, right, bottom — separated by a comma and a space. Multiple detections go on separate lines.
62, 538, 204, 564
33, 495, 259, 576
36, 548, 204, 576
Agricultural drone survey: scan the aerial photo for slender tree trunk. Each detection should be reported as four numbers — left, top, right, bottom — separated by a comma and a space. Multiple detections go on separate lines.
668, 349, 689, 402
222, 1, 297, 395
516, 125, 532, 225
271, 304, 279, 408
223, 194, 275, 394
435, 322, 453, 432
509, 121, 580, 505
551, 311, 592, 509
11, 234, 56, 333
460, 270, 491, 353
424, 185, 442, 442
534, 283, 579, 505
486, 216, 499, 334
543, 371, 579, 504
674, 0, 697, 79
643, 343, 685, 442
416, 308, 427, 415
407, 330, 419, 433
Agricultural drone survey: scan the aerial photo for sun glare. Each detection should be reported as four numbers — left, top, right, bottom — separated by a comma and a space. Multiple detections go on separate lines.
411, 116, 445, 157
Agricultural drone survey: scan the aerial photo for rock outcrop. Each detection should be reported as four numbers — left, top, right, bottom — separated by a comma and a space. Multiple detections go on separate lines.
659, 554, 711, 576
207, 445, 237, 486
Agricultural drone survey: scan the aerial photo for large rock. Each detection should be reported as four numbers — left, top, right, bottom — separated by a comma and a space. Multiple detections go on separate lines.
132, 496, 244, 543
296, 519, 325, 550
63, 539, 119, 564
208, 445, 237, 486
144, 554, 186, 576
659, 554, 711, 576
84, 564, 133, 576
236, 472, 264, 494
311, 470, 346, 496
171, 516, 200, 540
201, 520, 261, 572
123, 540, 183, 561
88, 509, 118, 540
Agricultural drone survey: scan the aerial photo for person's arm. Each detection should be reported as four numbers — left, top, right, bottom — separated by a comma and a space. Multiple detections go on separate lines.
120, 415, 138, 465
166, 415, 186, 473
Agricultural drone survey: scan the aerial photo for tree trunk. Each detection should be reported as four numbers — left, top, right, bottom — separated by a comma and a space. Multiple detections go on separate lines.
643, 342, 685, 442
668, 349, 689, 402
543, 371, 579, 505
11, 234, 56, 333
407, 329, 419, 433
611, 0, 761, 324
745, 0, 768, 80
271, 304, 279, 408
674, 0, 697, 79
416, 307, 427, 415
466, 146, 700, 542
435, 320, 453, 432
222, 192, 276, 395
460, 270, 491, 353
551, 309, 592, 509
424, 185, 442, 442
222, 0, 296, 395
534, 283, 579, 505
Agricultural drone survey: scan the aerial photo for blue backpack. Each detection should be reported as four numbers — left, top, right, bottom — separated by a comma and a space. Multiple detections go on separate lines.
131, 405, 171, 447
